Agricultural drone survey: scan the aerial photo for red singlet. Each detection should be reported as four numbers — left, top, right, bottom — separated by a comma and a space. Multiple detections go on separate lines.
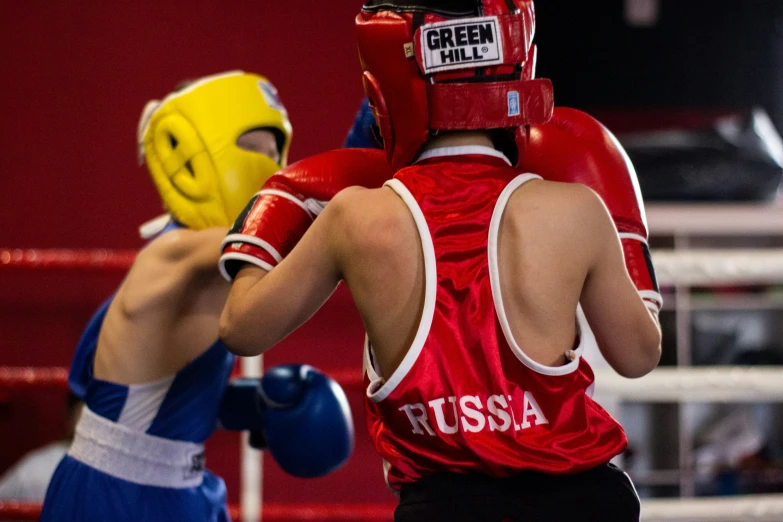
363, 146, 627, 491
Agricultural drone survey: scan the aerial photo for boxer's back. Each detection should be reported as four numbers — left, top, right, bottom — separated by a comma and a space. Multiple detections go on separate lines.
340, 154, 609, 380
335, 146, 631, 489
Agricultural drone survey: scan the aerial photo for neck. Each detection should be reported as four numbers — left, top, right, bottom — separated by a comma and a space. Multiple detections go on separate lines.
420, 131, 495, 153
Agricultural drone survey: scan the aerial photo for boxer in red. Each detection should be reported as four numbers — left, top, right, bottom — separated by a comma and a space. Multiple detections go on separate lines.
219, 1, 661, 520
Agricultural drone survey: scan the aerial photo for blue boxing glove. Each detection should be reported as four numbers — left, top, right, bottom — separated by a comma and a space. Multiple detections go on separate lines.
260, 364, 354, 478
218, 365, 354, 478
218, 378, 266, 435
343, 98, 383, 149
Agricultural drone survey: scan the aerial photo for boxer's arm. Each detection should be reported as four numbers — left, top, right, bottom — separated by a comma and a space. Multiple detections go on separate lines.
119, 227, 227, 317
578, 191, 661, 379
219, 148, 392, 281
526, 108, 663, 313
219, 190, 358, 356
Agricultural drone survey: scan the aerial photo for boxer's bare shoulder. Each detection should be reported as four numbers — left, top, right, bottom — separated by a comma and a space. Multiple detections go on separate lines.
328, 185, 418, 261
95, 226, 230, 383
116, 227, 228, 320
325, 186, 425, 377
504, 180, 616, 252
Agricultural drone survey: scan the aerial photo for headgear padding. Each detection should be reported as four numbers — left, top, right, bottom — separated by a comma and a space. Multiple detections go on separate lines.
139, 71, 293, 229
356, 0, 553, 170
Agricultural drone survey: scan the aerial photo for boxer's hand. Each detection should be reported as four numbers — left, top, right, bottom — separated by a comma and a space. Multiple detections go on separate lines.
219, 148, 392, 281
218, 378, 265, 434
261, 364, 354, 478
218, 365, 354, 477
524, 108, 662, 313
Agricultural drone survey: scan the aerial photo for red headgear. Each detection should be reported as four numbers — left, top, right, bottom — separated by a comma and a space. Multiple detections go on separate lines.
356, 0, 554, 170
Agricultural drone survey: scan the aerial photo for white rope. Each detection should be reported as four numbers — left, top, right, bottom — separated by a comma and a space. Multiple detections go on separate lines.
593, 367, 783, 402
652, 249, 783, 286
642, 494, 783, 522
647, 203, 783, 237
240, 356, 262, 522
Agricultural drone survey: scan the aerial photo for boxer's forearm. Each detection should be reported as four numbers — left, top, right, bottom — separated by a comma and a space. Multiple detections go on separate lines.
220, 265, 274, 356
219, 205, 343, 357
580, 208, 662, 379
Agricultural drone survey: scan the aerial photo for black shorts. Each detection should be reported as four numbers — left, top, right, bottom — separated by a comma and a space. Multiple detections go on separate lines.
395, 464, 640, 522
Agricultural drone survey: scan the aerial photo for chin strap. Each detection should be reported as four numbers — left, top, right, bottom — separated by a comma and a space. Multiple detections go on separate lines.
138, 213, 174, 239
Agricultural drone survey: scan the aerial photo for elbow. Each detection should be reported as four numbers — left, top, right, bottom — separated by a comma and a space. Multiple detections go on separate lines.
218, 311, 243, 355
617, 329, 662, 379
616, 346, 661, 379
219, 307, 263, 358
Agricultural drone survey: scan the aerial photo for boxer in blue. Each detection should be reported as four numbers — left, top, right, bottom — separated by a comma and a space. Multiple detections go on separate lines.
343, 98, 381, 149
40, 71, 354, 522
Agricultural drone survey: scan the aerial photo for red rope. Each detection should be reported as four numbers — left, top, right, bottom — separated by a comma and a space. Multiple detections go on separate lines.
0, 501, 395, 521
0, 367, 69, 390
0, 366, 363, 390
0, 502, 39, 519
259, 503, 394, 521
0, 249, 136, 271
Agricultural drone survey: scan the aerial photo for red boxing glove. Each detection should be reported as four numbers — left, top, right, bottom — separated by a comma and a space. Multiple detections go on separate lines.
219, 148, 392, 281
523, 107, 662, 313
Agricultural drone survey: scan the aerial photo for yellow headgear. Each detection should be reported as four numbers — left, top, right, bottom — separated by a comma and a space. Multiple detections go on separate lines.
138, 71, 292, 230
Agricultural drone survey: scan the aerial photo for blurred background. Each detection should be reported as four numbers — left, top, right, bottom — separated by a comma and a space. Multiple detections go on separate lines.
1, 0, 783, 517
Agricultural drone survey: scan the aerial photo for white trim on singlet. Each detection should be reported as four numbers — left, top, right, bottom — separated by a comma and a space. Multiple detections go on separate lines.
117, 374, 176, 432
381, 459, 400, 497
488, 173, 600, 376
415, 145, 512, 166
364, 179, 438, 403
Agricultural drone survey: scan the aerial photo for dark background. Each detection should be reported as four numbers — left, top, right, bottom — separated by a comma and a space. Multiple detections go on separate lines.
1, 0, 782, 509
535, 1, 783, 133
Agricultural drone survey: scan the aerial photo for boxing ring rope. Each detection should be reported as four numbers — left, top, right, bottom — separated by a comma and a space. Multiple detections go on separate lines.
0, 501, 396, 521
6, 247, 783, 285
593, 367, 783, 402
4, 364, 783, 521
3, 247, 783, 521
3, 365, 783, 403
0, 248, 136, 271
652, 249, 783, 286
5, 496, 783, 522
641, 495, 783, 522
4, 496, 783, 522
0, 367, 68, 389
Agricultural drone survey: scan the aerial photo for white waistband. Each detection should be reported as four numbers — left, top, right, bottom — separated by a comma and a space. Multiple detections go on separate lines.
68, 407, 205, 488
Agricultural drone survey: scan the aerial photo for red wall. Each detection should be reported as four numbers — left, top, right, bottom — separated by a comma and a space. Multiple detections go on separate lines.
0, 0, 394, 511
